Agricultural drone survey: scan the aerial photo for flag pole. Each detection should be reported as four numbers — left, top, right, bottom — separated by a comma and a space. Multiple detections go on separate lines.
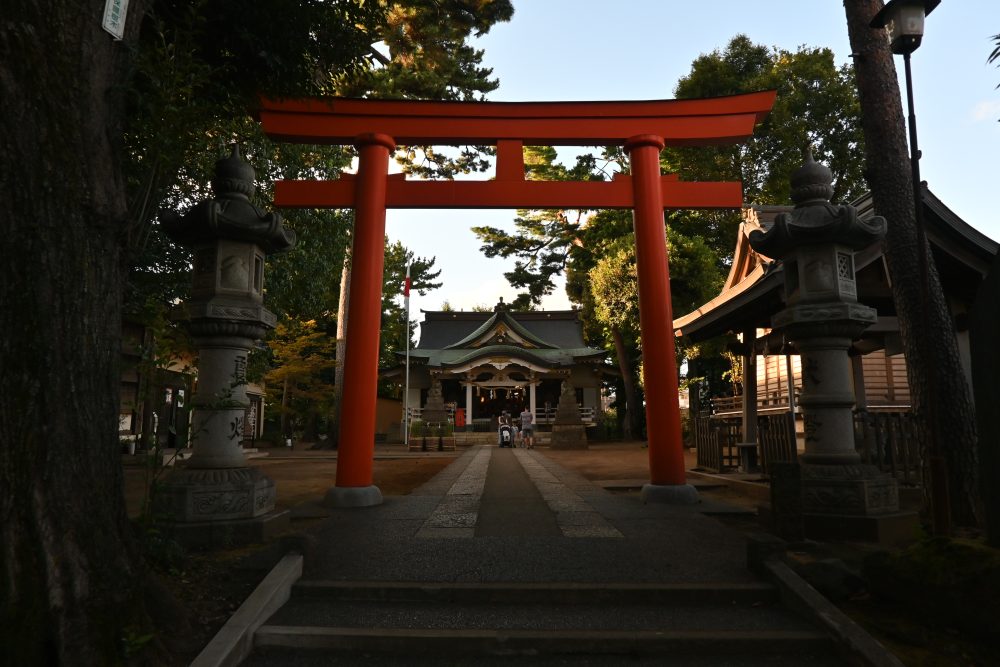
403, 264, 411, 447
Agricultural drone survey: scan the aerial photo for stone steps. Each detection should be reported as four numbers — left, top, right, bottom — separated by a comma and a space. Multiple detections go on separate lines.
243, 580, 837, 664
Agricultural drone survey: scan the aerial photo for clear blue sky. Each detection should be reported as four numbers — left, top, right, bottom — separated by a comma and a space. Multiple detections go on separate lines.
386, 0, 1000, 320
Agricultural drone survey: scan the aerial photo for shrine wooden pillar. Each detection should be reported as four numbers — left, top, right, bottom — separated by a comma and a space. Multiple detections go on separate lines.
626, 135, 697, 503
327, 133, 395, 508
465, 380, 474, 431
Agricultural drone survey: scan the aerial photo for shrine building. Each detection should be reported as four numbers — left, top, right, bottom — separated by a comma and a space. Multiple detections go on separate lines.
382, 299, 615, 430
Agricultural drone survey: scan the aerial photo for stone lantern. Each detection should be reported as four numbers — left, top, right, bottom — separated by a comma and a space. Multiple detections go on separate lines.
749, 151, 911, 541
157, 146, 296, 546
551, 378, 587, 449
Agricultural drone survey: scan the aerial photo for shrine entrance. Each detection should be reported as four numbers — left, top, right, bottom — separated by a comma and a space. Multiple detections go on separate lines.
258, 92, 776, 507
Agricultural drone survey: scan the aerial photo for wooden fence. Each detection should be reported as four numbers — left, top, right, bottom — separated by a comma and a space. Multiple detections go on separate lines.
694, 407, 922, 485
693, 416, 741, 472
854, 409, 923, 485
757, 413, 797, 475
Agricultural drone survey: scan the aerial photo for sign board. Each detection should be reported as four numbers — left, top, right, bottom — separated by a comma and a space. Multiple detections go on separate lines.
101, 0, 129, 40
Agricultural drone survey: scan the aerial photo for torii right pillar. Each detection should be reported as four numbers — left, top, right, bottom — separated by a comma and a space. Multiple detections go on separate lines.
627, 135, 699, 504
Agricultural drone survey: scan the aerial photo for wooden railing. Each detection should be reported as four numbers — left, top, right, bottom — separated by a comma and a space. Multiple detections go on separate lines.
408, 406, 595, 426
532, 406, 595, 424
694, 416, 741, 472
757, 413, 797, 475
709, 392, 797, 416
694, 403, 923, 485
854, 409, 923, 485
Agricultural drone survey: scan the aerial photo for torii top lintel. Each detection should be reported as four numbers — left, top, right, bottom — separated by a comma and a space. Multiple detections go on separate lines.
259, 92, 776, 146
257, 91, 776, 210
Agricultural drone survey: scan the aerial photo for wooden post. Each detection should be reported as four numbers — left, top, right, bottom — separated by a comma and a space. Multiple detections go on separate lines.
626, 134, 688, 491
328, 133, 395, 507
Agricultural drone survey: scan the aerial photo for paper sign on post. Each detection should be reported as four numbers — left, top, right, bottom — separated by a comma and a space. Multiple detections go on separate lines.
101, 0, 129, 40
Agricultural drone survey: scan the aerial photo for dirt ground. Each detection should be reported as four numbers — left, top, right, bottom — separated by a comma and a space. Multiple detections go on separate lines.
123, 440, 654, 519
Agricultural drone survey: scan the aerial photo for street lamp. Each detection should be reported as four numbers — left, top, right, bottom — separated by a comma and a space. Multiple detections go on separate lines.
870, 0, 950, 535
870, 0, 939, 54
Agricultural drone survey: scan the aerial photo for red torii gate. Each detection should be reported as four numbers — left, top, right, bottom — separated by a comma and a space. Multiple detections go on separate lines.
258, 91, 776, 507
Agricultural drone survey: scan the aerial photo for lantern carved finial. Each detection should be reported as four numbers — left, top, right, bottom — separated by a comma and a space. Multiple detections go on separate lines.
749, 152, 885, 260
790, 147, 834, 206
161, 145, 296, 255
212, 144, 257, 199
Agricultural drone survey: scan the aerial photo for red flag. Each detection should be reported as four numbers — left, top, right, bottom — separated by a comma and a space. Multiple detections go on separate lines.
404, 275, 411, 298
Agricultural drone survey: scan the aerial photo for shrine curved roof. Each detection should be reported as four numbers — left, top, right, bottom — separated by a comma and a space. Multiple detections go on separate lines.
444, 310, 557, 350
416, 309, 589, 350
390, 306, 607, 375
436, 344, 605, 369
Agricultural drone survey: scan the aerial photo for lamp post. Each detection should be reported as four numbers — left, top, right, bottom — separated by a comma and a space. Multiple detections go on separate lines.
870, 0, 950, 535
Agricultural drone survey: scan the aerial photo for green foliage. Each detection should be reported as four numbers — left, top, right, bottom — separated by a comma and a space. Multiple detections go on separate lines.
120, 626, 156, 659
124, 0, 514, 316
265, 319, 338, 431
669, 34, 865, 206
379, 242, 442, 395
265, 209, 353, 321
657, 35, 865, 272
589, 228, 720, 392
991, 33, 1000, 96
864, 537, 1000, 640
589, 240, 640, 339
340, 0, 513, 102
474, 36, 863, 314
587, 226, 721, 338
120, 1, 512, 443
472, 33, 863, 418
473, 146, 610, 309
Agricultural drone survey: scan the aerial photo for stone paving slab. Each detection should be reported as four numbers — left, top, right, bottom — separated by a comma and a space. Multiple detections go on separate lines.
303, 445, 758, 585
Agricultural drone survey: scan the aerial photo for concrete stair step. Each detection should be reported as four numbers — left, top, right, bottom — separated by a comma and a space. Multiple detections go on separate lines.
248, 579, 832, 662
290, 580, 778, 606
246, 646, 843, 666
252, 625, 832, 657
263, 598, 815, 633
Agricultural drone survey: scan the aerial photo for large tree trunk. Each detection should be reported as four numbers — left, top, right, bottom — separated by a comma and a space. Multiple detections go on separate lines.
0, 1, 151, 662
844, 0, 979, 528
611, 326, 640, 440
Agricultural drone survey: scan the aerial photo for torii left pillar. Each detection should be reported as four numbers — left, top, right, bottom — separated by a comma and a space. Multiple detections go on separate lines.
627, 135, 698, 504
325, 133, 395, 508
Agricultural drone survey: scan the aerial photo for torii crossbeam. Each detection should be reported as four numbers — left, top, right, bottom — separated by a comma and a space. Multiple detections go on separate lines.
258, 91, 776, 507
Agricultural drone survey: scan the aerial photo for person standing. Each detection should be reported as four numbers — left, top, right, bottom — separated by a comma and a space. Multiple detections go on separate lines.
519, 406, 535, 449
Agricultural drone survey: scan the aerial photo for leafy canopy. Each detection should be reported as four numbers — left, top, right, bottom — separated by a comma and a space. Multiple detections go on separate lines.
126, 0, 514, 319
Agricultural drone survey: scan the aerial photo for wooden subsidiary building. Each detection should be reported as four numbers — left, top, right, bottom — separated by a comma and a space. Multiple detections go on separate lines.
673, 187, 997, 473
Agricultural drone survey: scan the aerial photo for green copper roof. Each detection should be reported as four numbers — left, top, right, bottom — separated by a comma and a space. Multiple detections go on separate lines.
444, 310, 557, 350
